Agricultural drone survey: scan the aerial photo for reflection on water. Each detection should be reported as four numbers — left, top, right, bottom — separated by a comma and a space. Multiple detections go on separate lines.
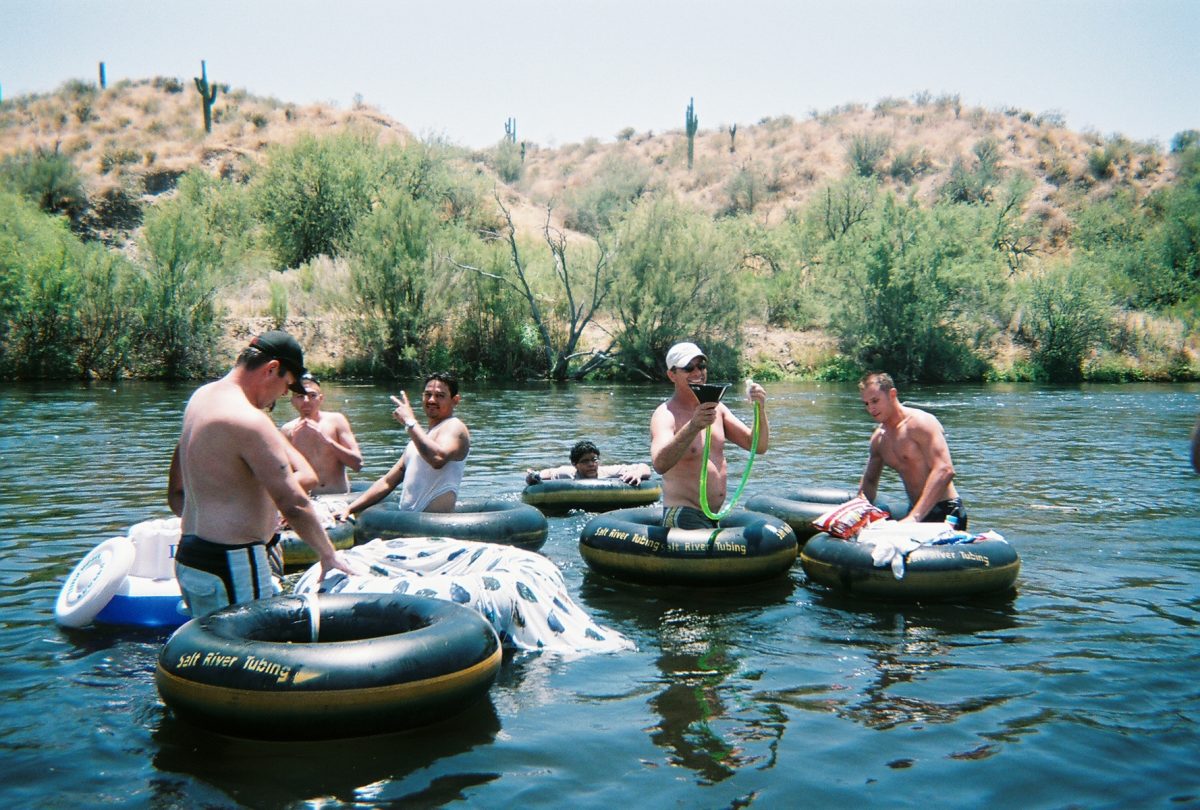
2, 380, 1199, 808
588, 577, 798, 785
805, 594, 1023, 734
152, 699, 502, 807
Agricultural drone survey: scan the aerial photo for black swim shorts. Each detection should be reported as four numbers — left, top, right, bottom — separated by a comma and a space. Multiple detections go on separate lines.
923, 498, 968, 531
174, 534, 278, 617
662, 505, 719, 530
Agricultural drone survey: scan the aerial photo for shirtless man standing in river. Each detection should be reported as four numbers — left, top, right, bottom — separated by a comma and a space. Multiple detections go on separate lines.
281, 373, 363, 495
167, 330, 353, 617
856, 371, 968, 529
650, 341, 769, 529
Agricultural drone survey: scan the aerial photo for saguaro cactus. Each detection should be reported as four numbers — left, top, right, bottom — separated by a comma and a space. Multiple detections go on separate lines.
98, 62, 106, 90
504, 117, 517, 144
728, 123, 737, 154
194, 60, 219, 134
686, 97, 698, 169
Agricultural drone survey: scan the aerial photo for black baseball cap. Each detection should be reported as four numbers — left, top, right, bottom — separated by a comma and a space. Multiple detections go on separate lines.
249, 330, 307, 393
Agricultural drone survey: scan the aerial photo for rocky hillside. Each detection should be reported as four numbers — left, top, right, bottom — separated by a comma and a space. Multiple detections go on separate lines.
515, 96, 1172, 231
0, 78, 1175, 247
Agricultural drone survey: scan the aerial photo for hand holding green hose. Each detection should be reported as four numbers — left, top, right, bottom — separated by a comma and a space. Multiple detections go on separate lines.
698, 399, 760, 521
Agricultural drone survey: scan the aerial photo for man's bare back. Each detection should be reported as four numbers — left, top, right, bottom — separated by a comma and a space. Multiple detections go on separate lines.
178, 377, 300, 544
168, 332, 352, 617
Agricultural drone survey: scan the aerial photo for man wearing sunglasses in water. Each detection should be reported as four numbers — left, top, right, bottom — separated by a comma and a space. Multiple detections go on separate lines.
280, 373, 363, 495
650, 341, 770, 529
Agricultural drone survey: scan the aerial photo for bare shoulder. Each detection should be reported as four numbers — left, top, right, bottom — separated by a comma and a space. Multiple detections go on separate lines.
867, 424, 886, 450
651, 401, 675, 429
907, 406, 946, 435
187, 380, 254, 428
326, 411, 353, 430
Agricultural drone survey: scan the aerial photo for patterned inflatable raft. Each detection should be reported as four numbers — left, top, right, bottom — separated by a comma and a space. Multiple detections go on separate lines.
294, 537, 633, 655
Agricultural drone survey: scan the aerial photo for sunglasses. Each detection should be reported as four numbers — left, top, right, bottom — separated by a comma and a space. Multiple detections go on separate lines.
676, 360, 707, 373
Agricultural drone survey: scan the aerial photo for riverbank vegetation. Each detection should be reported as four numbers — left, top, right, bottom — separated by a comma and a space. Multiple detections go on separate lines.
1, 77, 1196, 383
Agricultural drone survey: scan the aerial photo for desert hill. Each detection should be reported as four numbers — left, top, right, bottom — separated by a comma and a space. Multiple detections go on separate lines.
0, 77, 1173, 244
0, 75, 1187, 376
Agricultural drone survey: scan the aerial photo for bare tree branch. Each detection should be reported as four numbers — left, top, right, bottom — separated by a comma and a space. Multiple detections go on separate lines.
449, 190, 615, 380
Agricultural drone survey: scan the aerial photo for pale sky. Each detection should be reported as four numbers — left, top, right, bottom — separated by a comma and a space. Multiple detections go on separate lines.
2, 0, 1196, 149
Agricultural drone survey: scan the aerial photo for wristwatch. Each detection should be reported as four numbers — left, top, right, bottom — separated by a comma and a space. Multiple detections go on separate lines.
403, 419, 417, 431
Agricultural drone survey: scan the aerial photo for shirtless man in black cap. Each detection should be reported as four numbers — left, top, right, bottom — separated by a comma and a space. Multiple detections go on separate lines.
167, 330, 353, 617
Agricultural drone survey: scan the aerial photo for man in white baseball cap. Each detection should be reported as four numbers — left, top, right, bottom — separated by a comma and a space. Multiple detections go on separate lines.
650, 341, 770, 528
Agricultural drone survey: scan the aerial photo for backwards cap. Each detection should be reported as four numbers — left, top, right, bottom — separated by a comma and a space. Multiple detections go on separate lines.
249, 330, 307, 394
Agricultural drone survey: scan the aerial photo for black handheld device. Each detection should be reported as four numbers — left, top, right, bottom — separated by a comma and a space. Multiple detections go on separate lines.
689, 383, 730, 404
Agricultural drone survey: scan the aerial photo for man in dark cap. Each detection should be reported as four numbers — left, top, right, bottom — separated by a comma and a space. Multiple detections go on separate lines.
167, 330, 354, 617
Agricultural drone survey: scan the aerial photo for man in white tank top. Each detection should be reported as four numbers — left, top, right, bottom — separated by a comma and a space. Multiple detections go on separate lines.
338, 372, 471, 518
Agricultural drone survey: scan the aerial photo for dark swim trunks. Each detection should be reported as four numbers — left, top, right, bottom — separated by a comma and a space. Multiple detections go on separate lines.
923, 498, 969, 531
174, 534, 277, 617
662, 506, 719, 530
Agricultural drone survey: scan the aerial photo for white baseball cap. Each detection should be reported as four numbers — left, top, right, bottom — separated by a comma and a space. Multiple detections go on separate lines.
665, 342, 706, 370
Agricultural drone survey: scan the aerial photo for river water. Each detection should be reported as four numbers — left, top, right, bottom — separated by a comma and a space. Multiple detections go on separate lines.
1, 380, 1197, 808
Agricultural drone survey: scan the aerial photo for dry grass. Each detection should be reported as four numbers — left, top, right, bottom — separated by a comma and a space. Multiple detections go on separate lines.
514, 96, 1173, 229
0, 77, 411, 202
2, 81, 1171, 243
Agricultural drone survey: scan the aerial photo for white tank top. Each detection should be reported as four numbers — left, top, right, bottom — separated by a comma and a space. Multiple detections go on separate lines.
397, 418, 468, 511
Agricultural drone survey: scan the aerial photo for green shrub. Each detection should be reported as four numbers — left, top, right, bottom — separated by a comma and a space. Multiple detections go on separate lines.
1087, 148, 1115, 179
1020, 263, 1112, 381
721, 165, 767, 216
448, 262, 546, 380
846, 132, 891, 177
608, 195, 748, 378
267, 279, 288, 326
0, 149, 87, 221
731, 212, 823, 329
813, 354, 864, 381
888, 145, 932, 184
941, 137, 1003, 203
942, 157, 988, 203
0, 191, 145, 380
0, 192, 84, 378
490, 138, 523, 184
135, 189, 232, 379
562, 153, 652, 236
744, 356, 786, 381
343, 189, 450, 377
174, 170, 255, 266
152, 76, 184, 93
99, 148, 140, 174
827, 195, 996, 382
254, 132, 389, 268
984, 359, 1037, 382
73, 245, 142, 378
